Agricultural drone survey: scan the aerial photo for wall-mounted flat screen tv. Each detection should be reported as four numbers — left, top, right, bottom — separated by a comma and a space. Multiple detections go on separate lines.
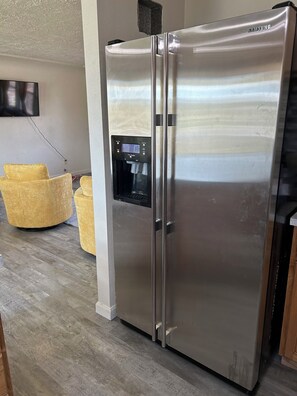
0, 80, 39, 117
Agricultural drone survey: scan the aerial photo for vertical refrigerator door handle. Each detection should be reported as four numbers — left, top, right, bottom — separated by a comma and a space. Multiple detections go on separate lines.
151, 35, 158, 342
161, 33, 169, 348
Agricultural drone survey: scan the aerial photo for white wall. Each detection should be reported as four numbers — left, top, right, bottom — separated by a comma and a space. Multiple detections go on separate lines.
0, 55, 91, 177
81, 0, 185, 320
184, 0, 279, 27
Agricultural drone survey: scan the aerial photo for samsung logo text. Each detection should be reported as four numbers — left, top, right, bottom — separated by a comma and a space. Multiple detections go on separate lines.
248, 24, 271, 33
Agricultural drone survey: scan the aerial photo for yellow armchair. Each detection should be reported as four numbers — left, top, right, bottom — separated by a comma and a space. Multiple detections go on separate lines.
0, 164, 73, 228
74, 176, 96, 256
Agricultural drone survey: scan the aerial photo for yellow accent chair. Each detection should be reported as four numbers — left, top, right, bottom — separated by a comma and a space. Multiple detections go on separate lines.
0, 163, 73, 228
74, 176, 96, 256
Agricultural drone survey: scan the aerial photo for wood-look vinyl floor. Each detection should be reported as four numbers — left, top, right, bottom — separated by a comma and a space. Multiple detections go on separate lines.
0, 199, 297, 395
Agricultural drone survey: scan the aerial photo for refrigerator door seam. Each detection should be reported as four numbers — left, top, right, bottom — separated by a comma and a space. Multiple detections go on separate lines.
161, 32, 169, 348
151, 35, 158, 342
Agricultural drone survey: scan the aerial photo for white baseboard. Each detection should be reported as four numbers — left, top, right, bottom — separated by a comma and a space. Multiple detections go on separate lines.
96, 301, 117, 320
52, 168, 91, 178
71, 168, 91, 176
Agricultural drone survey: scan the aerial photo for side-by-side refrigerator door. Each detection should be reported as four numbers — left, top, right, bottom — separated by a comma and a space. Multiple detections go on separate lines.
106, 37, 163, 337
163, 8, 295, 391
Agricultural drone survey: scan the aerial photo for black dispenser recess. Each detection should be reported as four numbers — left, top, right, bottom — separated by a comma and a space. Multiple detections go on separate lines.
111, 135, 151, 207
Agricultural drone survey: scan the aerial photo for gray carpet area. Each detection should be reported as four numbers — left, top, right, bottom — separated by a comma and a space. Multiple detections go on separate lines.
63, 197, 78, 227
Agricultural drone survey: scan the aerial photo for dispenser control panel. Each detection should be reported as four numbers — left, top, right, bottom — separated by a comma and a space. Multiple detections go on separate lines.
112, 135, 151, 163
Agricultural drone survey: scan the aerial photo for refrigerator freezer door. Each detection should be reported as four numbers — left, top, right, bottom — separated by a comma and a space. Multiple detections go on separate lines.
165, 8, 296, 390
106, 38, 154, 334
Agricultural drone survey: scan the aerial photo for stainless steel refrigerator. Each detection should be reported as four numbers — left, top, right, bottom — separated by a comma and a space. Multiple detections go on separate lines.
106, 5, 297, 391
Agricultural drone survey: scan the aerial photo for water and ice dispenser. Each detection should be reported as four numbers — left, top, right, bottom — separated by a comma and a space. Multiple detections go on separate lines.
111, 136, 151, 207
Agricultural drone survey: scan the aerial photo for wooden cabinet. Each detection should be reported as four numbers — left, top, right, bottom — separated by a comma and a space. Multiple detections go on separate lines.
0, 315, 13, 396
280, 224, 297, 368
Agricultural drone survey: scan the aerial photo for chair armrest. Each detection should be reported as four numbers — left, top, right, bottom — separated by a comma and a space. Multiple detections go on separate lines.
48, 173, 73, 195
74, 187, 93, 200
0, 173, 72, 195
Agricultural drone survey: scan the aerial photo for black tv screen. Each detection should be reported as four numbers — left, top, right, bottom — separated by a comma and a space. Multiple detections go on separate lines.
0, 80, 39, 117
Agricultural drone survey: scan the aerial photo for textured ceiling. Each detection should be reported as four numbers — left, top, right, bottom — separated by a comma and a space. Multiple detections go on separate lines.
0, 0, 84, 66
